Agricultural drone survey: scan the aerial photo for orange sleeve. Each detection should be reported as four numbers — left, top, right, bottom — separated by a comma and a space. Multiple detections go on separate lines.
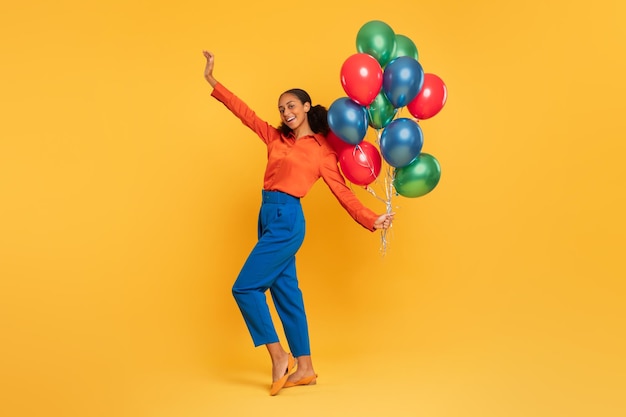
211, 83, 280, 144
319, 146, 379, 231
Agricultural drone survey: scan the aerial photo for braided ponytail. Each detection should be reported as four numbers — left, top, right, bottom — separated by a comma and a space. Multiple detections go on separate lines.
307, 104, 329, 136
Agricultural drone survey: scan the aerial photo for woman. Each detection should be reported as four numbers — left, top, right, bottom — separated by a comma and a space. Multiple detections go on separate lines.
202, 50, 394, 396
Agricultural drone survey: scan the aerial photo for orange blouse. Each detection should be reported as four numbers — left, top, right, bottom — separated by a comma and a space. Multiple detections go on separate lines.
211, 83, 378, 231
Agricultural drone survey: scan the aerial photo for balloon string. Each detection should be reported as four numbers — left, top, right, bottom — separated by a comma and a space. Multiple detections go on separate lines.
380, 164, 395, 255
363, 129, 400, 256
366, 164, 396, 256
365, 184, 387, 204
367, 128, 395, 255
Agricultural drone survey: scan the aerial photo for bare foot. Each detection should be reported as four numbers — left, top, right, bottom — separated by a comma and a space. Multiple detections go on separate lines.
271, 352, 292, 382
287, 355, 316, 383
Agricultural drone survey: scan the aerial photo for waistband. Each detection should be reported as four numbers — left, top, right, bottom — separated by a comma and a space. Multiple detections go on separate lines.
262, 190, 301, 204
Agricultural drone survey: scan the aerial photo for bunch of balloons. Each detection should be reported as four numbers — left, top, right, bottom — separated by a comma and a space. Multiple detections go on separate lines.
327, 20, 447, 199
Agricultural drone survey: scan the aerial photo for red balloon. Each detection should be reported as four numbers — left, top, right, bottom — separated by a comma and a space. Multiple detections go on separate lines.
340, 53, 383, 106
325, 130, 352, 154
407, 73, 447, 120
338, 141, 382, 186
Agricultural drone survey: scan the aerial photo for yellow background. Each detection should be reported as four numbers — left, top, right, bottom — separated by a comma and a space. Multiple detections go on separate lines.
1, 0, 625, 416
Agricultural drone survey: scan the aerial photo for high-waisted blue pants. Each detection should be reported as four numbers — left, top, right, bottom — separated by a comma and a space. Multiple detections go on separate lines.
232, 190, 310, 357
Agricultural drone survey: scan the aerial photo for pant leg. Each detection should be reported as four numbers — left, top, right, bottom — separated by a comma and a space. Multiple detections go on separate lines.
268, 202, 310, 356
270, 257, 311, 357
232, 196, 306, 347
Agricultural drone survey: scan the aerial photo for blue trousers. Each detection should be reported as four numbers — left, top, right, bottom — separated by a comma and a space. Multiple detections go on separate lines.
232, 190, 310, 357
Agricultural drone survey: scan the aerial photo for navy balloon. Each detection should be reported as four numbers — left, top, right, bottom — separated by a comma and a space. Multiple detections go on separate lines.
379, 118, 424, 167
327, 97, 368, 145
382, 56, 425, 108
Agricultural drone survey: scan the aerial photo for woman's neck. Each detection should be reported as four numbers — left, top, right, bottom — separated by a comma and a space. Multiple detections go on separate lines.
292, 125, 314, 140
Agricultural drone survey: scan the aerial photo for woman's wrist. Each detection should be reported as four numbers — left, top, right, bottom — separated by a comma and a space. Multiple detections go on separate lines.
206, 75, 217, 88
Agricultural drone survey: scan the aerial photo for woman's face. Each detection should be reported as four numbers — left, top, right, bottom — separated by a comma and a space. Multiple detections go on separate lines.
278, 93, 310, 131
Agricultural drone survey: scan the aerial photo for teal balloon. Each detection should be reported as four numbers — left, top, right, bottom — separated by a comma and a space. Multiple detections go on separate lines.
383, 56, 424, 108
379, 118, 423, 167
393, 34, 419, 61
367, 90, 397, 129
393, 153, 441, 198
356, 20, 397, 67
327, 97, 368, 145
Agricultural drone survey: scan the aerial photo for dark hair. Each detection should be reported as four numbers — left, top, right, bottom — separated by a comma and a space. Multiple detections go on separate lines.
278, 88, 330, 136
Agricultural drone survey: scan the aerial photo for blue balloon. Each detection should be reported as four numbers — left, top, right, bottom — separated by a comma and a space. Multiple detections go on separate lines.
382, 56, 424, 108
327, 97, 368, 145
379, 118, 424, 167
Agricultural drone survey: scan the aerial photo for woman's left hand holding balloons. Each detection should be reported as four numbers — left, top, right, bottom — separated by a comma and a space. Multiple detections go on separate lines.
373, 212, 395, 230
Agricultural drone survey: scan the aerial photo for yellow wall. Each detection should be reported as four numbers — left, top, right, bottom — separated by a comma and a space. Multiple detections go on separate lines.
1, 1, 625, 416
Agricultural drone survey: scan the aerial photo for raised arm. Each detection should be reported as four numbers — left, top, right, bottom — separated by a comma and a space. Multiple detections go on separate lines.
202, 50, 280, 144
203, 50, 218, 87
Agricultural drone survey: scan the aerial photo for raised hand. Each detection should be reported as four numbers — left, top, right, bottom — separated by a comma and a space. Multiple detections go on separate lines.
202, 50, 217, 87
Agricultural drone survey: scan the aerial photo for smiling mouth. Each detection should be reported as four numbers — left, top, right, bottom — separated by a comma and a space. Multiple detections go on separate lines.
286, 116, 295, 123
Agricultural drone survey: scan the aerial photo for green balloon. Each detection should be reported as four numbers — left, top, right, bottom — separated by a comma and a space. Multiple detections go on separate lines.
356, 20, 397, 67
393, 34, 419, 61
393, 153, 441, 198
367, 90, 397, 129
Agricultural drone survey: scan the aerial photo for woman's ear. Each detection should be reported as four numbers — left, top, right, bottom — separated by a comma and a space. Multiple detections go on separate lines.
304, 102, 311, 112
